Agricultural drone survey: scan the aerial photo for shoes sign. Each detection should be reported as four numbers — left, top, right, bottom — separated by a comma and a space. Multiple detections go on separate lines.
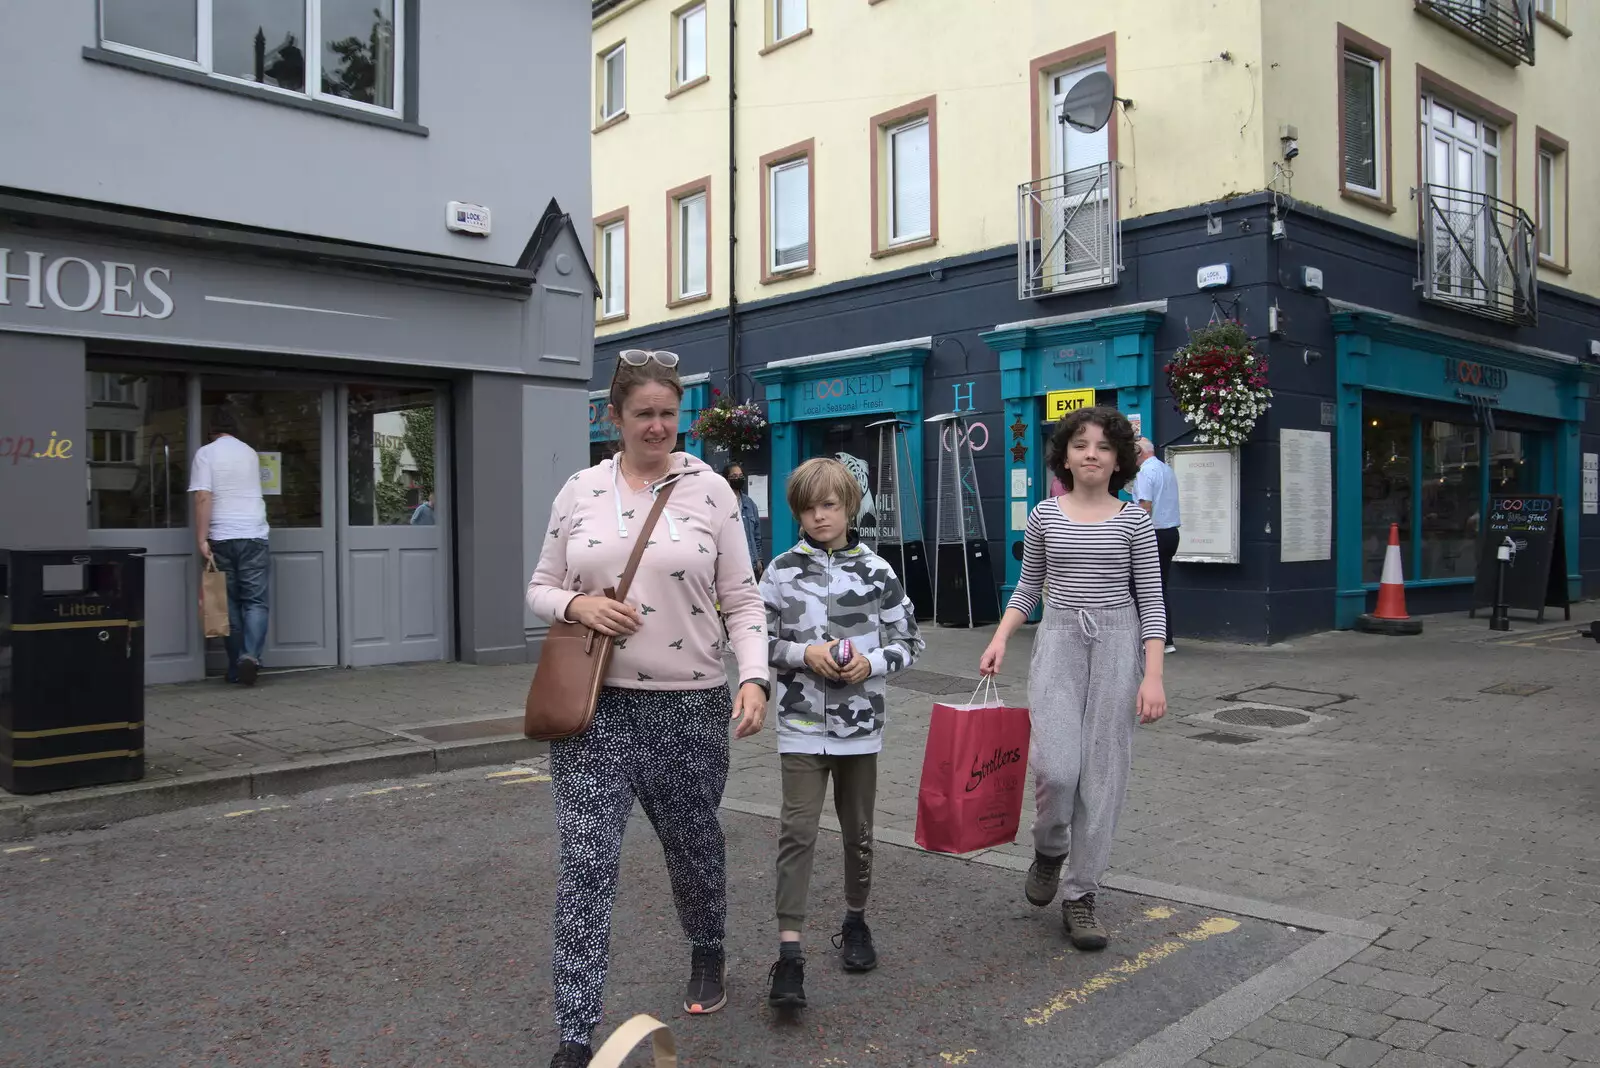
0, 247, 174, 319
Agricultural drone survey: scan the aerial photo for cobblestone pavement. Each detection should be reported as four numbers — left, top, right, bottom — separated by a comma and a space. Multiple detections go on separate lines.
11, 608, 1600, 1067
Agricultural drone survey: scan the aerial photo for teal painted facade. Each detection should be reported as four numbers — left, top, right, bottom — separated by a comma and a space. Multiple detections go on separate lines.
1332, 310, 1591, 629
980, 308, 1166, 609
587, 374, 711, 457
753, 345, 929, 550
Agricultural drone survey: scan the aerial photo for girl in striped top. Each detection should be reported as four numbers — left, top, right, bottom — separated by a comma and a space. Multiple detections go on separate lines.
978, 406, 1166, 951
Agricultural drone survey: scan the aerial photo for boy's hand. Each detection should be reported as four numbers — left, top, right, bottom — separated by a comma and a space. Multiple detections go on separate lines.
839, 653, 871, 685
803, 642, 843, 681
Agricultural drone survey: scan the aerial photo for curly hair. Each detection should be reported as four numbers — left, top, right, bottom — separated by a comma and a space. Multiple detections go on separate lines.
1044, 406, 1139, 495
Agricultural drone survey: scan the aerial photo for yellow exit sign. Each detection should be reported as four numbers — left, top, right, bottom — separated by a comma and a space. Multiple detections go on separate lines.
1045, 389, 1095, 421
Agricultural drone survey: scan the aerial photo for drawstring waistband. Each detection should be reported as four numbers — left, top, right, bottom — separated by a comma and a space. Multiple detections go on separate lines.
1041, 602, 1136, 641
1075, 608, 1100, 641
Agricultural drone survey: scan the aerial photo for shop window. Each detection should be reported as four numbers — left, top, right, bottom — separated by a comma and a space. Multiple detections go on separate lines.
100, 0, 403, 115
201, 387, 323, 528
1361, 408, 1413, 584
347, 387, 438, 526
1419, 418, 1480, 580
87, 366, 188, 530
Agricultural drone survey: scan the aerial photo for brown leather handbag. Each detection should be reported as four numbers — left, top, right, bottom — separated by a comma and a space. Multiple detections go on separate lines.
523, 481, 675, 740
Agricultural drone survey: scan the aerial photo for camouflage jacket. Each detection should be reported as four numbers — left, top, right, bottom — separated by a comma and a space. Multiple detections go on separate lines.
759, 535, 924, 755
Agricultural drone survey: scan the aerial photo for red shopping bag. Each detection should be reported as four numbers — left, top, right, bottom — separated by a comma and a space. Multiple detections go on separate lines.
914, 678, 1031, 855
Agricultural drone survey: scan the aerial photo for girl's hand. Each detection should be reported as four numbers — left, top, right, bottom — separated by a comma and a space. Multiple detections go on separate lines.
1137, 676, 1167, 724
978, 639, 1006, 677
567, 595, 641, 636
732, 682, 768, 738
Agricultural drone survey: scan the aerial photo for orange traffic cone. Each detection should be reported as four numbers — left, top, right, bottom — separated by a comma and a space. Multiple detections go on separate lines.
1357, 523, 1423, 635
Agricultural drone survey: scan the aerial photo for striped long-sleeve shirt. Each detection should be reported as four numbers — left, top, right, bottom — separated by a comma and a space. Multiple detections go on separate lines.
1006, 499, 1168, 643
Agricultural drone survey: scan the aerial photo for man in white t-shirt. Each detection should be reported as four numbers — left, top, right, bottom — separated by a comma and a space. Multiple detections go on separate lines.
1134, 438, 1181, 653
190, 409, 271, 685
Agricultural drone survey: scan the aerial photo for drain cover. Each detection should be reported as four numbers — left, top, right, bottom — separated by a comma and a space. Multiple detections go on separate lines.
1479, 681, 1551, 696
1191, 731, 1259, 745
402, 716, 525, 743
1213, 706, 1311, 729
891, 670, 978, 696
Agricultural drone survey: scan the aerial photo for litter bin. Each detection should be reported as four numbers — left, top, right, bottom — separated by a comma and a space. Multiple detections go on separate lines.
0, 547, 146, 794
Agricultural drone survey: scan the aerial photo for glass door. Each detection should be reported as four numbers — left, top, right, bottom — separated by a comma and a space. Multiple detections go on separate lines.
201, 382, 338, 670
338, 386, 449, 666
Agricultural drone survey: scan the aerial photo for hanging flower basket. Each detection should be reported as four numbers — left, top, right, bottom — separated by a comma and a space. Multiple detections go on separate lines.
689, 389, 768, 457
1164, 320, 1273, 447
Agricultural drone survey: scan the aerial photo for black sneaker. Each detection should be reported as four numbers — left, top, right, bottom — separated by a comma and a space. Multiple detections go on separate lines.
549, 1041, 592, 1068
767, 954, 807, 1009
1063, 892, 1109, 951
684, 945, 727, 1015
1025, 851, 1067, 906
833, 916, 878, 972
237, 657, 259, 686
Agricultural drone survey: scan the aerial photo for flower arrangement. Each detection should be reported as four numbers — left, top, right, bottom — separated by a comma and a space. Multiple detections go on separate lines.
689, 388, 768, 457
1164, 320, 1273, 447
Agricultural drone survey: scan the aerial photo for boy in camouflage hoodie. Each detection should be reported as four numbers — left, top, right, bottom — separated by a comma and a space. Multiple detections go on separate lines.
758, 457, 924, 1011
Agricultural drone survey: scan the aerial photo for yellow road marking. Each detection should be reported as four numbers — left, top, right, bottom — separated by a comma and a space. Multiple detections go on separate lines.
486, 769, 535, 779
498, 774, 552, 785
1026, 917, 1241, 1026
358, 786, 408, 797
940, 1052, 978, 1065
4, 846, 35, 854
37, 857, 52, 863
1143, 906, 1176, 920
224, 805, 289, 818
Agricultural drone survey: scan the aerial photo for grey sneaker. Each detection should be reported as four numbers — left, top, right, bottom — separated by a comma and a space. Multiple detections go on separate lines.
1063, 893, 1108, 950
1025, 851, 1067, 906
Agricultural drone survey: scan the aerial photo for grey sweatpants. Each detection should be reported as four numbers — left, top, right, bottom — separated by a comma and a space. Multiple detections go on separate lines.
1028, 603, 1142, 901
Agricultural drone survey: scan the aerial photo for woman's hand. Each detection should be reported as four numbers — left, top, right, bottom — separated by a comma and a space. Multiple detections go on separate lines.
732, 682, 768, 738
1137, 676, 1167, 724
567, 594, 641, 636
978, 638, 1006, 677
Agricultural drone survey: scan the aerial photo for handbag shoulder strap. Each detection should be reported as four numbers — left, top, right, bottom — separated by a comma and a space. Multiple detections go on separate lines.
613, 479, 676, 602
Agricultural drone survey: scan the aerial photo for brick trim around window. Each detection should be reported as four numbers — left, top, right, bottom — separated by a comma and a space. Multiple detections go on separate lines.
594, 206, 630, 323
759, 138, 816, 285
1416, 66, 1518, 205
1535, 127, 1571, 274
1336, 24, 1396, 214
869, 96, 938, 258
1030, 33, 1117, 184
666, 176, 714, 307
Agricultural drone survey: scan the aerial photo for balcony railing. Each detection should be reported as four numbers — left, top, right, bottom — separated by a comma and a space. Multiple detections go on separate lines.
1415, 0, 1535, 65
1018, 162, 1122, 299
1416, 183, 1537, 326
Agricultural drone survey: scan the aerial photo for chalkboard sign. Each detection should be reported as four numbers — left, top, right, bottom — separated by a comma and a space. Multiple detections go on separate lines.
1470, 495, 1570, 622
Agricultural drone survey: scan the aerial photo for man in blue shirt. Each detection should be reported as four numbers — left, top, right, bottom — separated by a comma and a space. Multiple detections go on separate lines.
1134, 439, 1180, 653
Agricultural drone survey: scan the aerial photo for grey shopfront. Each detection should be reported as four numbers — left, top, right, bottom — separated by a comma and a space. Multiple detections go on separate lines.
0, 211, 595, 683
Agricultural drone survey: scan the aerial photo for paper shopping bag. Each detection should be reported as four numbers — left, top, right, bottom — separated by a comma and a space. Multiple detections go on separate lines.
914, 678, 1031, 855
201, 560, 231, 638
591, 1014, 676, 1068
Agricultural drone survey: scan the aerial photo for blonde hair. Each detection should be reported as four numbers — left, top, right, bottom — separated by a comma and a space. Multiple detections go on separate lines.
786, 457, 862, 519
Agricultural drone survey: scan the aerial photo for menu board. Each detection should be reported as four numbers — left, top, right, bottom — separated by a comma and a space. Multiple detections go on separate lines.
1470, 495, 1569, 620
1279, 429, 1331, 563
1166, 445, 1239, 564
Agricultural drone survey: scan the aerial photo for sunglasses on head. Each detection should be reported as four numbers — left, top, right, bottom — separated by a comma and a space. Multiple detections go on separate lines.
617, 349, 680, 368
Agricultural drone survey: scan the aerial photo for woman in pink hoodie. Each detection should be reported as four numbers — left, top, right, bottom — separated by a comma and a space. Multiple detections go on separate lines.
526, 352, 769, 1068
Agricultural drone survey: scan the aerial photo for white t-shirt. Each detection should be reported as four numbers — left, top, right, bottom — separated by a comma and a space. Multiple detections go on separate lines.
189, 435, 270, 541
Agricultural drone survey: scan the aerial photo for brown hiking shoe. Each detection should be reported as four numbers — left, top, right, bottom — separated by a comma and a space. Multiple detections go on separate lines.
1025, 851, 1067, 906
1063, 893, 1108, 950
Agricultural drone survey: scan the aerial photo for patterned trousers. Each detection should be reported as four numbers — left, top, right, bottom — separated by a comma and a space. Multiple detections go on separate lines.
549, 685, 731, 1045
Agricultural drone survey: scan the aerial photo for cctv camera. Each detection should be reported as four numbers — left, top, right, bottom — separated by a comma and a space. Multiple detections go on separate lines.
1282, 138, 1300, 160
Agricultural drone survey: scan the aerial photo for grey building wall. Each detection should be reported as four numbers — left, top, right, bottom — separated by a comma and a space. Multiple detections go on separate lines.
0, 335, 88, 549
0, 0, 591, 265
522, 383, 593, 650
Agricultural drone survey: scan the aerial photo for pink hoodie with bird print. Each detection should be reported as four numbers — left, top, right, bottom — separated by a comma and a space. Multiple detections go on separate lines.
526, 453, 769, 691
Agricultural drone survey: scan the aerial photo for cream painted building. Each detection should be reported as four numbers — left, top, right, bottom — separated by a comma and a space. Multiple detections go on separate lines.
588, 0, 1600, 644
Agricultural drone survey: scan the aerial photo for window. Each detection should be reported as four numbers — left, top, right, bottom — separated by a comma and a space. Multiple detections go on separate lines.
676, 4, 707, 88
1536, 131, 1568, 268
1362, 408, 1413, 584
1341, 51, 1383, 199
870, 98, 937, 256
1419, 417, 1480, 580
1535, 0, 1556, 16
762, 142, 813, 280
99, 0, 402, 114
1422, 94, 1501, 199
598, 42, 626, 124
85, 365, 188, 530
669, 182, 711, 304
770, 0, 807, 45
598, 214, 628, 320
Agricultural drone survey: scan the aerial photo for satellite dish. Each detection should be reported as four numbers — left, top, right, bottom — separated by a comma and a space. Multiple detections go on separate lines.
1060, 71, 1117, 134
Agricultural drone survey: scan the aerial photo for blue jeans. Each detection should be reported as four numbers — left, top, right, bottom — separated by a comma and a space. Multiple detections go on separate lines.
211, 538, 270, 680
